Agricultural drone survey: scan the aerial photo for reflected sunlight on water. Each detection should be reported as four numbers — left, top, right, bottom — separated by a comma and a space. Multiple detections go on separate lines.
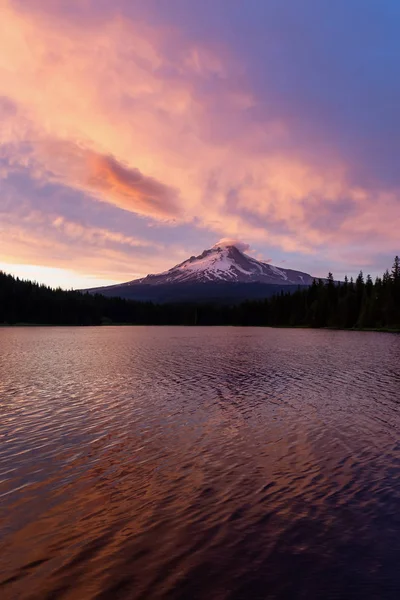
1, 327, 400, 599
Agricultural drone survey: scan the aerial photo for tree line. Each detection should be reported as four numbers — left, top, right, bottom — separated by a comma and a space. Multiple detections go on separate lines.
0, 256, 399, 330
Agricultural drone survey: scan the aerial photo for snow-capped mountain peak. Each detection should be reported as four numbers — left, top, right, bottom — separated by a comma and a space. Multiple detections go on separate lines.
129, 243, 315, 286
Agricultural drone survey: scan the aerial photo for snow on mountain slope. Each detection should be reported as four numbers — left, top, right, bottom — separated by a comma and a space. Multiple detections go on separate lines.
117, 242, 315, 286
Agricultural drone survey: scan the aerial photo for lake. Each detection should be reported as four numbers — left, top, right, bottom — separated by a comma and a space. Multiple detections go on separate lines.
1, 326, 400, 599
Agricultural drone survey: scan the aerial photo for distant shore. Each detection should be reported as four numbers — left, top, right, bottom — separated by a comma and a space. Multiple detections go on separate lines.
1, 323, 399, 334
2, 267, 399, 331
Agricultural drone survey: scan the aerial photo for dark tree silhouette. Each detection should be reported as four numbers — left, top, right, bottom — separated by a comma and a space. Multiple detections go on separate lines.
0, 258, 399, 329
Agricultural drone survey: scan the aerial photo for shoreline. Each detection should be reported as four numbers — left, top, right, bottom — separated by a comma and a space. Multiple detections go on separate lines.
1, 323, 399, 334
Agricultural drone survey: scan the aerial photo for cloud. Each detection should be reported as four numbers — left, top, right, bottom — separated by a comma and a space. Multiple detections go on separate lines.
86, 153, 179, 218
1, 0, 400, 284
35, 140, 181, 219
0, 207, 183, 282
213, 238, 250, 253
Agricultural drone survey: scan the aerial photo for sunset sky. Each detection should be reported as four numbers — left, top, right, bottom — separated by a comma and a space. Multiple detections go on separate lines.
1, 0, 399, 289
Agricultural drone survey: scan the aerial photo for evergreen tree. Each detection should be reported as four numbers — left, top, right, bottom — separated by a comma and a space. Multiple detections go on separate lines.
1, 258, 399, 330
392, 256, 400, 281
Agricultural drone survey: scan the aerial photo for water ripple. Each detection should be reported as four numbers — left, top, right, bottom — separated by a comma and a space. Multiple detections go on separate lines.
0, 327, 400, 599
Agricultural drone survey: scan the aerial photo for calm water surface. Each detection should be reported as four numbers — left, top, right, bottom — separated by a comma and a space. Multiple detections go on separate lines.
1, 327, 400, 599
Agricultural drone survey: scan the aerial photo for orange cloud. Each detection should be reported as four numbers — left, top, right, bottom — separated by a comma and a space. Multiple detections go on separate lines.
37, 140, 181, 219
86, 153, 179, 218
0, 209, 187, 282
1, 0, 399, 282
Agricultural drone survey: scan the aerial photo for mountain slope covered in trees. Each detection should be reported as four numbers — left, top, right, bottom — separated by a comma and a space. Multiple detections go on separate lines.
0, 257, 399, 330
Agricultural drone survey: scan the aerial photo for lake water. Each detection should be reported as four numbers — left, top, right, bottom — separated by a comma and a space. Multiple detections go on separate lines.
0, 327, 400, 599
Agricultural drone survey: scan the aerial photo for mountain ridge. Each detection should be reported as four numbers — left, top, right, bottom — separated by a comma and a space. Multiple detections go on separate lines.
103, 243, 315, 287
85, 243, 316, 302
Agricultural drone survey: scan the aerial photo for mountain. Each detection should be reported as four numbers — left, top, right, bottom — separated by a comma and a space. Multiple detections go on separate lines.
133, 243, 315, 286
86, 243, 316, 303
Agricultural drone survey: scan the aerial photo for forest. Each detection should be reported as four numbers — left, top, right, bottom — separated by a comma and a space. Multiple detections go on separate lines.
0, 257, 399, 330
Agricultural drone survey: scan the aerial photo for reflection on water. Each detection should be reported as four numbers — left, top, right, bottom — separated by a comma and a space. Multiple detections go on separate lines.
0, 326, 400, 599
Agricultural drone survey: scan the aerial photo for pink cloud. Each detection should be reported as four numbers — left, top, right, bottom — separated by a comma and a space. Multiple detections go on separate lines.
0, 0, 399, 282
0, 207, 187, 282
38, 141, 181, 219
86, 153, 179, 218
213, 238, 250, 253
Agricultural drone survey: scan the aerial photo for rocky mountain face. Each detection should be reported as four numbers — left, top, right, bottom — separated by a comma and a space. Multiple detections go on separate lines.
123, 243, 314, 286
87, 243, 316, 302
